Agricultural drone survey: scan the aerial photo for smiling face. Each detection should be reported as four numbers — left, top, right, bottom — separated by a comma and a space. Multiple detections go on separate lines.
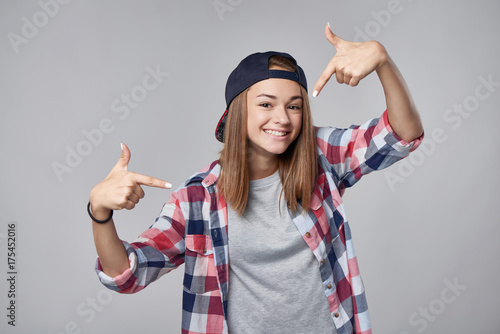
246, 72, 303, 166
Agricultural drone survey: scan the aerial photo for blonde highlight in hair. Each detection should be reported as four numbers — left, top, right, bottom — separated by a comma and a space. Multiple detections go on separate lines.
218, 55, 317, 215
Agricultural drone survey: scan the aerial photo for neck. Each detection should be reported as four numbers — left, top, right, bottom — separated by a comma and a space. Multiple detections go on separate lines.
247, 153, 279, 181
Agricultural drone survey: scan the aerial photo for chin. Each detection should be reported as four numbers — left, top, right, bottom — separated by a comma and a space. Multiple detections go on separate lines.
266, 143, 292, 155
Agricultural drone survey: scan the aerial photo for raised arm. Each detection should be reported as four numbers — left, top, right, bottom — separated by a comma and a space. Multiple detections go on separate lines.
313, 23, 423, 142
89, 143, 171, 277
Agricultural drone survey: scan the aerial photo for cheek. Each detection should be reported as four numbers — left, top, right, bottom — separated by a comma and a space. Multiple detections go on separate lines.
246, 114, 257, 133
293, 114, 303, 130
290, 114, 303, 140
247, 111, 266, 132
246, 116, 261, 141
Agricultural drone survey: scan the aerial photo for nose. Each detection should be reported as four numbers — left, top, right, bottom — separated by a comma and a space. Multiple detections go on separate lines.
272, 106, 290, 125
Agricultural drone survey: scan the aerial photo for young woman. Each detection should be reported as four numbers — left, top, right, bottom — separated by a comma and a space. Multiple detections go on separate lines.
89, 24, 423, 334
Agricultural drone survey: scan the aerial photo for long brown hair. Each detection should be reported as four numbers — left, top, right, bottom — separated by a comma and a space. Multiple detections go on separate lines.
218, 55, 317, 215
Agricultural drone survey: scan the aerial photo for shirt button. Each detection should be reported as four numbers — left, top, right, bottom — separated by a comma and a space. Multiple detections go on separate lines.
334, 312, 339, 318
305, 232, 311, 238
321, 259, 326, 264
327, 284, 332, 289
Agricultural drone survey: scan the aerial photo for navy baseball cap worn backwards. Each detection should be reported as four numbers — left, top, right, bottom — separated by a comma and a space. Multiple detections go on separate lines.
215, 51, 308, 142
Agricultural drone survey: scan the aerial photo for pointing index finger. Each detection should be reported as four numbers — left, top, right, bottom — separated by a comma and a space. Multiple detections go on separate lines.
313, 22, 345, 97
313, 56, 338, 97
133, 173, 172, 189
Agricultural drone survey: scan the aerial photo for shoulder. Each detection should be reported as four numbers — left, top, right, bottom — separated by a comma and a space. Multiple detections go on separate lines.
183, 160, 221, 187
166, 160, 221, 209
314, 125, 348, 151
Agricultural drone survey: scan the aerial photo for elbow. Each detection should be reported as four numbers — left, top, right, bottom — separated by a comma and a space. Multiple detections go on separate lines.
390, 112, 424, 142
400, 126, 424, 142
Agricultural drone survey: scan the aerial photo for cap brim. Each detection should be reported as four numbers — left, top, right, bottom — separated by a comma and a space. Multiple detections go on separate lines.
215, 109, 228, 142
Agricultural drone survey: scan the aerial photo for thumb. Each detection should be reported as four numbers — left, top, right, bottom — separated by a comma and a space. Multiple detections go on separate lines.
114, 142, 131, 171
325, 22, 343, 49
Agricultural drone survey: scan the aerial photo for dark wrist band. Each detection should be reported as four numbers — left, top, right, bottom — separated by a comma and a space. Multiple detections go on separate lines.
87, 201, 113, 224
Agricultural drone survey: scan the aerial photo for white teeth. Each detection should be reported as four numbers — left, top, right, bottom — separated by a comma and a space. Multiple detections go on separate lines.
264, 130, 287, 136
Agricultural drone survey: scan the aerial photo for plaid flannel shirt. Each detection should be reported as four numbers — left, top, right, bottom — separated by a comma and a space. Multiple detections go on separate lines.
96, 110, 423, 334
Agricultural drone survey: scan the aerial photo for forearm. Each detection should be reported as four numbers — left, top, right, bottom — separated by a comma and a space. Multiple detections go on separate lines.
88, 142, 171, 279
376, 52, 424, 142
91, 207, 129, 278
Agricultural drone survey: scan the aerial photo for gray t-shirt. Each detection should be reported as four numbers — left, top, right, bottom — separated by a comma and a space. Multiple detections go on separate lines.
227, 171, 338, 334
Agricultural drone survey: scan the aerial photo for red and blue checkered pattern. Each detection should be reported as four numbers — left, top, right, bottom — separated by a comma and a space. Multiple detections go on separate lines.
96, 110, 422, 334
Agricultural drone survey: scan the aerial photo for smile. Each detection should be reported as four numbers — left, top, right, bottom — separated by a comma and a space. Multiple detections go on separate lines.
264, 129, 289, 137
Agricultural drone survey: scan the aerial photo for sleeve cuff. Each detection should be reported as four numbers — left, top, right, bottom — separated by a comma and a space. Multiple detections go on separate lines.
95, 241, 138, 290
381, 109, 424, 152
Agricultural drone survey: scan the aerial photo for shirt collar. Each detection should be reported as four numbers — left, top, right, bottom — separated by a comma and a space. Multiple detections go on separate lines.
202, 162, 222, 188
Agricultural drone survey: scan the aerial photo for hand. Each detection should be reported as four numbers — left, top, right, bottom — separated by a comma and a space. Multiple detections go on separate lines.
313, 23, 388, 95
89, 143, 171, 218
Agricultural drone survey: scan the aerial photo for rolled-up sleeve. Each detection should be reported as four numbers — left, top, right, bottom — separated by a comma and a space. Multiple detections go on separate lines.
95, 241, 138, 291
315, 110, 423, 192
95, 192, 187, 294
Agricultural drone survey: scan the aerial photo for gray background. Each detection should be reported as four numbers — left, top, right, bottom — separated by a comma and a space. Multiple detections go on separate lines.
1, 0, 499, 333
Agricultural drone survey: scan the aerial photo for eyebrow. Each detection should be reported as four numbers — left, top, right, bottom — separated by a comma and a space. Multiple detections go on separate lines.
256, 94, 303, 101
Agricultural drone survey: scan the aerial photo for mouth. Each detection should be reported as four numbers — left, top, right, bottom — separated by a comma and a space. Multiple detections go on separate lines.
263, 129, 289, 137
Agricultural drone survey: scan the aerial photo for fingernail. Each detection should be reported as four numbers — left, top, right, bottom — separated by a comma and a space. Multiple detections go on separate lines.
165, 182, 172, 189
327, 22, 333, 34
312, 90, 318, 97
120, 142, 123, 151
